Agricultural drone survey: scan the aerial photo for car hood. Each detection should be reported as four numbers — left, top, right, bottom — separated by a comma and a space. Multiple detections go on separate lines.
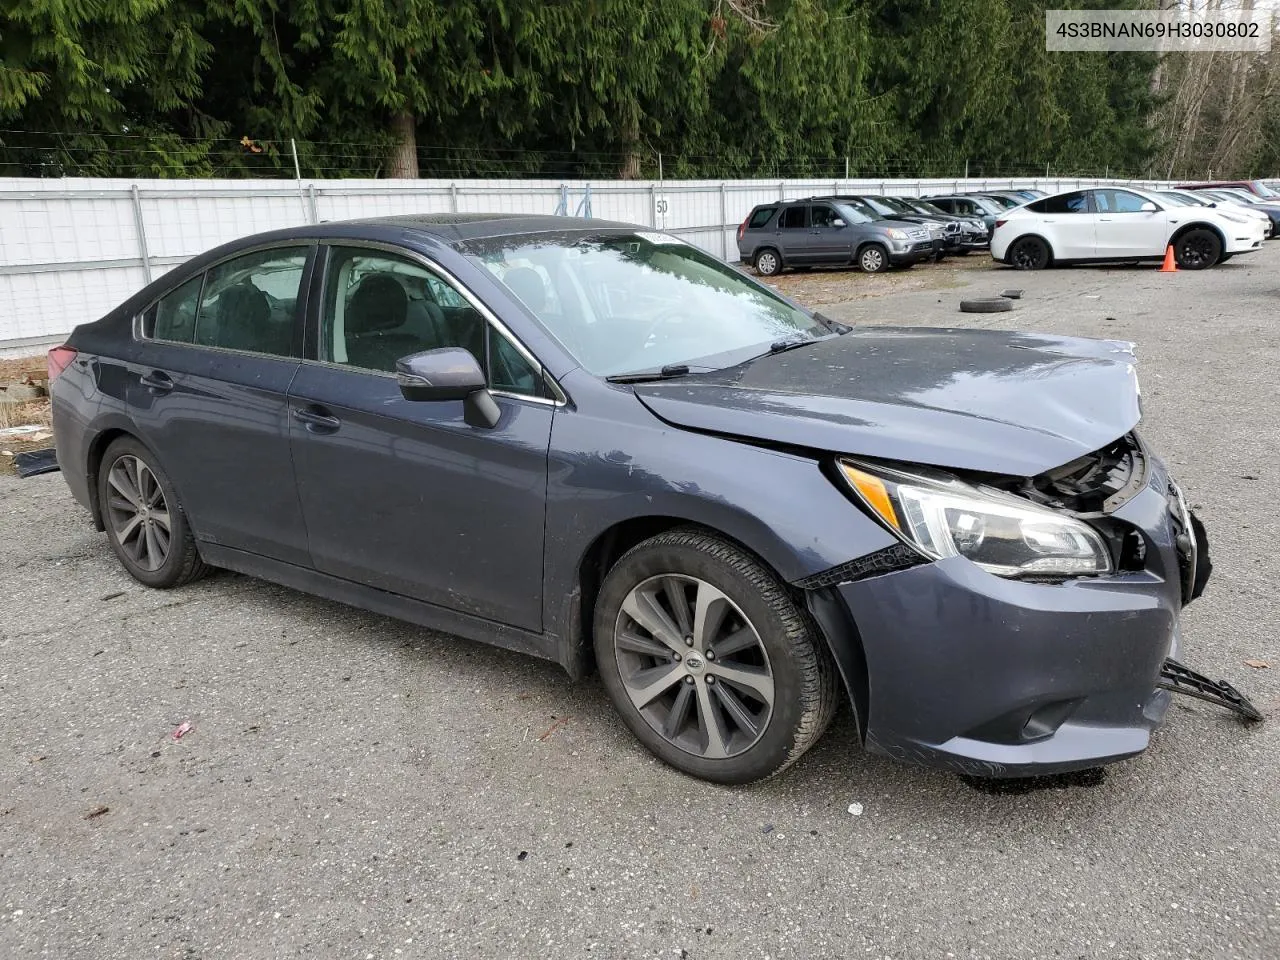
633, 327, 1142, 477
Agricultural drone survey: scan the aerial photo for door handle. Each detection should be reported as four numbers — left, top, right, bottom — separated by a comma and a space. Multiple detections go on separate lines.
139, 371, 174, 393
293, 405, 341, 433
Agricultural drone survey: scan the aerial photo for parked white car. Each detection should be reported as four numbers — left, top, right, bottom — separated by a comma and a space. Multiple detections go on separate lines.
990, 186, 1267, 270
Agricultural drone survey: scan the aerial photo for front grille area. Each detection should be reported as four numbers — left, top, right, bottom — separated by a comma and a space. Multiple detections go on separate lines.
1013, 433, 1147, 514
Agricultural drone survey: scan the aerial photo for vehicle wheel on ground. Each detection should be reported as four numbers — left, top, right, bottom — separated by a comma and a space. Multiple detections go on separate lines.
593, 527, 840, 784
1217, 253, 1233, 263
98, 436, 208, 588
857, 244, 890, 273
753, 248, 782, 277
1007, 236, 1051, 270
1173, 229, 1221, 270
960, 298, 1015, 314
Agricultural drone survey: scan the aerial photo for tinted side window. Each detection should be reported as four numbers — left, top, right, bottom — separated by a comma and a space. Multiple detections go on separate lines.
748, 207, 775, 229
143, 274, 203, 343
193, 248, 308, 356
1036, 192, 1090, 214
811, 204, 839, 228
1095, 190, 1151, 213
779, 205, 808, 229
322, 246, 543, 397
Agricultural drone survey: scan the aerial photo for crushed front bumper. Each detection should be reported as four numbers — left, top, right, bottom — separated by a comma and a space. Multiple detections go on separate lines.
810, 454, 1208, 778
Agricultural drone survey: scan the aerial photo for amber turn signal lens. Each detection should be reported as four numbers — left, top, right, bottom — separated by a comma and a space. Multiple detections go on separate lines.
839, 462, 901, 531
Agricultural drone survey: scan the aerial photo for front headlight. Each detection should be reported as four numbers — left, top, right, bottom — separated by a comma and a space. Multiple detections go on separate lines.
838, 459, 1112, 578
885, 228, 909, 240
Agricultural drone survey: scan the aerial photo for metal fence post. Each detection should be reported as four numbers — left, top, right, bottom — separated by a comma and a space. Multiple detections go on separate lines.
719, 182, 728, 258
130, 185, 152, 284
650, 183, 657, 227
307, 184, 319, 223
450, 182, 458, 213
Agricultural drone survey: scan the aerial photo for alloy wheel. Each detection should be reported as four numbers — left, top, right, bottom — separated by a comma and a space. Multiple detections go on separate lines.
1179, 236, 1214, 268
861, 247, 885, 272
613, 574, 774, 759
105, 455, 172, 572
756, 251, 778, 275
1011, 239, 1046, 269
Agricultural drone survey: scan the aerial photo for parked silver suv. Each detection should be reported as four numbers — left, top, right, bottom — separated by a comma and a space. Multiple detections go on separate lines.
737, 198, 938, 275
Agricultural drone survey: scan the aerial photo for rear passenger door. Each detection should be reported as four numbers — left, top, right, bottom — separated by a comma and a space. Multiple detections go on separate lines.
128, 244, 313, 565
287, 244, 553, 631
1032, 191, 1096, 259
774, 204, 814, 264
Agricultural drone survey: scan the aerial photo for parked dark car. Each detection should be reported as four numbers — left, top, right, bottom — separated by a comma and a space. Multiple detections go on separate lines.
737, 199, 935, 274
51, 214, 1212, 784
1194, 189, 1280, 238
831, 195, 952, 256
1178, 180, 1280, 200
883, 197, 990, 252
925, 194, 1004, 231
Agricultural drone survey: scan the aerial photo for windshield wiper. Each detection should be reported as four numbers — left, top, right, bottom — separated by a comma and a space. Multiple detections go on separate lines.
813, 312, 851, 334
606, 363, 692, 384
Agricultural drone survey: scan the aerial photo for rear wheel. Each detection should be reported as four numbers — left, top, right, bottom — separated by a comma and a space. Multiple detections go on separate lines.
1173, 229, 1221, 270
98, 437, 208, 588
753, 248, 781, 276
593, 528, 839, 784
1007, 236, 1050, 270
858, 244, 890, 273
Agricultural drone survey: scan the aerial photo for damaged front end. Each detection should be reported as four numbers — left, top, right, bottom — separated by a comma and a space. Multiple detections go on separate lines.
811, 430, 1260, 777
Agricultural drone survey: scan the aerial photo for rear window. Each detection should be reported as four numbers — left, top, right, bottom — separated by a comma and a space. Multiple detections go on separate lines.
748, 207, 776, 229
1028, 192, 1090, 214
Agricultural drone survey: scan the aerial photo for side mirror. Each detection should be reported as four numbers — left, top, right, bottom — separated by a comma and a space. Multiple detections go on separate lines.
395, 347, 500, 428
1140, 201, 1158, 212
831, 218, 846, 228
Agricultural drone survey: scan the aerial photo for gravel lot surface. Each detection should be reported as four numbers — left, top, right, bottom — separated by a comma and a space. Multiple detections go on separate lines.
3, 247, 1279, 960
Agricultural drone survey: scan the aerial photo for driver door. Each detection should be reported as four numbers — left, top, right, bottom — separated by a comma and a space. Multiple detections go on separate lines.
1091, 189, 1170, 258
809, 204, 853, 263
287, 244, 555, 631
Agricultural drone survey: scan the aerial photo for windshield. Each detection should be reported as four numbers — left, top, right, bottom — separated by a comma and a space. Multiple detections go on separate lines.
858, 196, 898, 216
469, 233, 825, 377
979, 194, 1018, 209
1158, 192, 1194, 206
831, 202, 874, 225
1254, 182, 1279, 198
876, 197, 916, 214
909, 200, 949, 216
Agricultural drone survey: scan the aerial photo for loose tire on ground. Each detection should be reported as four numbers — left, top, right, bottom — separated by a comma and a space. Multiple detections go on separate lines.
98, 436, 209, 589
593, 527, 839, 784
960, 297, 1015, 314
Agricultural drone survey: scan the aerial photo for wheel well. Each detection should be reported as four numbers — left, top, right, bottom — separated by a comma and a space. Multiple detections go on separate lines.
570, 516, 778, 677
856, 240, 887, 256
84, 428, 134, 530
1005, 233, 1054, 265
754, 245, 781, 264
1170, 221, 1226, 251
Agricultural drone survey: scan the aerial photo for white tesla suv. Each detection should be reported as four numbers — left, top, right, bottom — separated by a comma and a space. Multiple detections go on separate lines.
990, 186, 1267, 270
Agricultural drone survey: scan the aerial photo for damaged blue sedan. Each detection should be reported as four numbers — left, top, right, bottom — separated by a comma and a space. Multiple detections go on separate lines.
49, 214, 1232, 784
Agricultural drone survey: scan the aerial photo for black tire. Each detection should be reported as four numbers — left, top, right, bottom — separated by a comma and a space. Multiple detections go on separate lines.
960, 297, 1015, 313
593, 527, 839, 784
753, 248, 782, 277
98, 436, 208, 588
857, 243, 890, 273
1006, 236, 1051, 270
1217, 253, 1233, 263
1173, 228, 1221, 270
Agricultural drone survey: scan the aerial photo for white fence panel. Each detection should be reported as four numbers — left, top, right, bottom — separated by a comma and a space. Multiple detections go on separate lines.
0, 174, 1175, 354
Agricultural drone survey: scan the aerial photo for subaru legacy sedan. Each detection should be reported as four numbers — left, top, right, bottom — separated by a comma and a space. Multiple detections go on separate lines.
50, 214, 1209, 784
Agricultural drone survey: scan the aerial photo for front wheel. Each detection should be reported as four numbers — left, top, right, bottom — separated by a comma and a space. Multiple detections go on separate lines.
1174, 229, 1221, 270
98, 436, 209, 588
593, 528, 839, 784
858, 244, 890, 273
1007, 236, 1051, 270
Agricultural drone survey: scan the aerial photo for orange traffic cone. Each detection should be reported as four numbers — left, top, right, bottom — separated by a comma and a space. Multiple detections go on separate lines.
1158, 245, 1178, 272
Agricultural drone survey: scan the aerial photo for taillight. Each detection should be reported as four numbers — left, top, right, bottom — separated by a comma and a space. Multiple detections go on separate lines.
47, 345, 78, 381
994, 219, 1007, 229
737, 218, 748, 243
